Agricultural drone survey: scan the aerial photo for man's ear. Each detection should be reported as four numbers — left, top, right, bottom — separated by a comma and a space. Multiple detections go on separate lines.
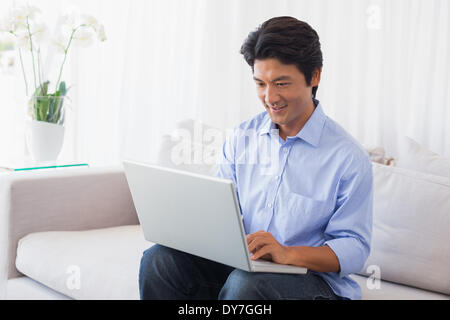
311, 68, 322, 87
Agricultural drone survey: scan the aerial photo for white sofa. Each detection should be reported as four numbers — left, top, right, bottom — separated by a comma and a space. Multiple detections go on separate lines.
1, 127, 450, 300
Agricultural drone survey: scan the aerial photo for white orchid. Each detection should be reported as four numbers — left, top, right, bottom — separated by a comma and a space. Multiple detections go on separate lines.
13, 31, 31, 50
81, 14, 98, 29
1, 3, 47, 50
72, 28, 94, 48
7, 4, 41, 33
57, 8, 79, 33
13, 4, 41, 20
0, 14, 17, 34
0, 4, 106, 99
51, 32, 68, 54
30, 20, 48, 44
96, 24, 107, 42
80, 14, 106, 42
53, 9, 107, 51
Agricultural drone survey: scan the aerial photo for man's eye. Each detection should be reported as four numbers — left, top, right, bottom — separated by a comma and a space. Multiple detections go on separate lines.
276, 82, 290, 87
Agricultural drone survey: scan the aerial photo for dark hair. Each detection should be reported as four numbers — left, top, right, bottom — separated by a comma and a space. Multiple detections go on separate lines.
240, 16, 323, 99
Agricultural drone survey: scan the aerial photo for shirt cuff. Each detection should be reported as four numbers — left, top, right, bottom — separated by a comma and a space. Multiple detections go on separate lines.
324, 237, 366, 278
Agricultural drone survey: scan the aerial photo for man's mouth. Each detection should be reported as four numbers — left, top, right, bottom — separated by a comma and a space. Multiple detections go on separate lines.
270, 105, 287, 113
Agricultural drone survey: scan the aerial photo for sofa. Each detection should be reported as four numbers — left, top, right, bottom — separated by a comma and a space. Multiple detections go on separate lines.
1, 123, 449, 300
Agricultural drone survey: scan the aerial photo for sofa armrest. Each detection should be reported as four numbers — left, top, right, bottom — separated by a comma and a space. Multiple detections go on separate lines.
0, 165, 138, 282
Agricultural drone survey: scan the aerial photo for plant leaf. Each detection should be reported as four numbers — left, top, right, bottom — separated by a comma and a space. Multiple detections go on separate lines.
59, 81, 66, 96
42, 81, 49, 96
52, 97, 64, 124
37, 96, 50, 121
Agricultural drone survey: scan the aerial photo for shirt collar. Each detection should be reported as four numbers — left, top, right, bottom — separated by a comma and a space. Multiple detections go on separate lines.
259, 99, 327, 148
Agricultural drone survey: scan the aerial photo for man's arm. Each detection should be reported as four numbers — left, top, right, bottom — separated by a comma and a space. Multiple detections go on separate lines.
246, 231, 340, 273
285, 245, 340, 273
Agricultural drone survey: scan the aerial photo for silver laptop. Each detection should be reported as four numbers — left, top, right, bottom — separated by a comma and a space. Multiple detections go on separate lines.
123, 160, 307, 274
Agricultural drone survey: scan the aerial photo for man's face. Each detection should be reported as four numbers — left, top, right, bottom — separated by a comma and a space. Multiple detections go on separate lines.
253, 58, 321, 136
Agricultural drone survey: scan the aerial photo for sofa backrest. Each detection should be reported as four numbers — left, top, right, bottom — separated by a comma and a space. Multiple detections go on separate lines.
360, 162, 450, 295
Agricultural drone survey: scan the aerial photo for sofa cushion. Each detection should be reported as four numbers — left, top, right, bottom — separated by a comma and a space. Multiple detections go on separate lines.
350, 275, 450, 300
397, 136, 450, 179
6, 276, 71, 300
360, 163, 450, 295
15, 225, 153, 300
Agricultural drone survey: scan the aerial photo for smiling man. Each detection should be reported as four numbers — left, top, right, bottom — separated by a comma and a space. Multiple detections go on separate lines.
252, 59, 319, 141
139, 16, 373, 300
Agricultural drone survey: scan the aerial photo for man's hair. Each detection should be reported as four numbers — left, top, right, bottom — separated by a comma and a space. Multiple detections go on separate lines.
240, 16, 323, 99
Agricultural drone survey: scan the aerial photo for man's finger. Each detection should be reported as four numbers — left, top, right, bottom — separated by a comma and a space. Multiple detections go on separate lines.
247, 236, 272, 253
246, 230, 269, 244
251, 244, 274, 260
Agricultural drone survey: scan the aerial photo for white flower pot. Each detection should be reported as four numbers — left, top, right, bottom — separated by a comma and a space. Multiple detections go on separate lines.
26, 120, 65, 163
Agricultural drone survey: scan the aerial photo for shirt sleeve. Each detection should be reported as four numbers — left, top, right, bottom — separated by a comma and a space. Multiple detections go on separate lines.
324, 154, 373, 278
216, 129, 238, 190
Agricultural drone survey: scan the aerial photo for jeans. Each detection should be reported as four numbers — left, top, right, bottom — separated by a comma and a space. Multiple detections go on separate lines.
139, 244, 342, 300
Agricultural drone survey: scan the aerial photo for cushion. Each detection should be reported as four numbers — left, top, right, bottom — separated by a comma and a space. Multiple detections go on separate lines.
397, 136, 450, 179
6, 277, 71, 300
350, 275, 450, 300
15, 225, 153, 300
360, 163, 450, 295
155, 118, 224, 177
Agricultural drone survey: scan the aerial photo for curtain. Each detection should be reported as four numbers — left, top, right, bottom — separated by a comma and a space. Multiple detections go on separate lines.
1, 0, 449, 167
120, 0, 450, 162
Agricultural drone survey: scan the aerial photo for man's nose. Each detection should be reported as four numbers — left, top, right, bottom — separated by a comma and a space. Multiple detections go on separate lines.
264, 86, 281, 107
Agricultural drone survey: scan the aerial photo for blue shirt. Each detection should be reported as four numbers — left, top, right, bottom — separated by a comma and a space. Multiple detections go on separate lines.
217, 100, 373, 300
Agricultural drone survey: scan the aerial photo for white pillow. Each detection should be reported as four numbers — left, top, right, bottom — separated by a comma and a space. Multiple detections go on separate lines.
397, 136, 450, 179
155, 119, 225, 177
360, 163, 450, 295
16, 225, 152, 300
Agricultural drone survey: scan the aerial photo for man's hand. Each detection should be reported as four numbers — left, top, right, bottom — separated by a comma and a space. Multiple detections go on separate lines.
246, 231, 341, 272
246, 230, 291, 265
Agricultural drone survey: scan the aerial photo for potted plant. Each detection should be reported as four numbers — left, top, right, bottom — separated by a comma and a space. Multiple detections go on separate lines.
0, 4, 106, 162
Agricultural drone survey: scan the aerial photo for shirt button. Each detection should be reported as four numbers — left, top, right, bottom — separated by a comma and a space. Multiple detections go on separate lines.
274, 175, 279, 180
268, 203, 273, 208
283, 148, 288, 153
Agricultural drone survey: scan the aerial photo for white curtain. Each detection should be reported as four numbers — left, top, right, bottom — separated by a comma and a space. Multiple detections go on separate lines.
120, 0, 450, 161
1, 0, 449, 167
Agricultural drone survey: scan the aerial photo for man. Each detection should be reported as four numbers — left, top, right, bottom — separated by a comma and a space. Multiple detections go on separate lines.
139, 16, 373, 300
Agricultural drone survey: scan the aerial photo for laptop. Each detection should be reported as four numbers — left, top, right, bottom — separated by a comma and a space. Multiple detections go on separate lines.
123, 160, 307, 274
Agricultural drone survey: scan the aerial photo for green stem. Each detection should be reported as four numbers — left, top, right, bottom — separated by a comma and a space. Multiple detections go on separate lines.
18, 48, 29, 96
26, 16, 38, 91
55, 26, 81, 93
37, 48, 43, 89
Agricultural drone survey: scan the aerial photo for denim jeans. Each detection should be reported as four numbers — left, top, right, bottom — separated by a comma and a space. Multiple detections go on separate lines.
139, 244, 342, 300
